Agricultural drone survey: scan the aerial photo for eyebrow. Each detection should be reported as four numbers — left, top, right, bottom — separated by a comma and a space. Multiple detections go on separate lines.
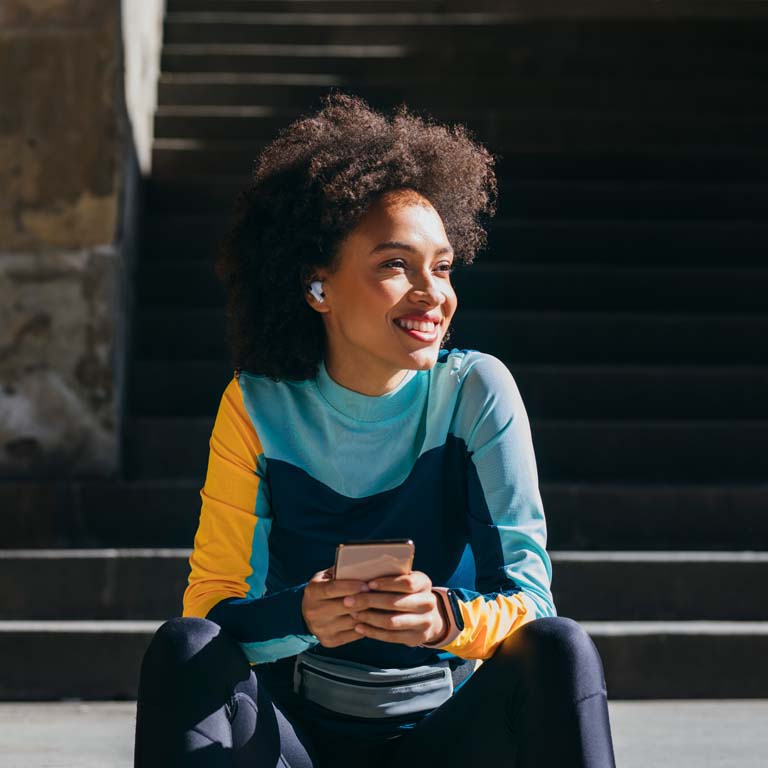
369, 240, 454, 257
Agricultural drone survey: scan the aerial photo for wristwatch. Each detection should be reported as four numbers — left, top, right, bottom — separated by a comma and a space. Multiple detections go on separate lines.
420, 587, 463, 648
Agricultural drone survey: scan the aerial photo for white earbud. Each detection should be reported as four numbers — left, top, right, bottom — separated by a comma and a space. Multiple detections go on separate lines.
309, 280, 325, 303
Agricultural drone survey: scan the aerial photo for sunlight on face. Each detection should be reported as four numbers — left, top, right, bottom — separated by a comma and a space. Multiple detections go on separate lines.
311, 188, 458, 396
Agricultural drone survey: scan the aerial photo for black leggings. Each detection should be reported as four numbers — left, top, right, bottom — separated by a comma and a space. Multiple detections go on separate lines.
134, 615, 616, 767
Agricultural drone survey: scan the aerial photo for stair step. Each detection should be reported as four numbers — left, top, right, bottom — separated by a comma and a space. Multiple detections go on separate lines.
535, 420, 768, 482
544, 483, 768, 551
162, 14, 768, 47
160, 41, 768, 78
584, 621, 768, 698
0, 620, 159, 700
0, 479, 202, 549
1, 549, 766, 621
151, 140, 768, 180
155, 72, 768, 114
2, 480, 766, 550
143, 174, 768, 224
135, 261, 768, 312
169, 0, 444, 12
2, 619, 766, 699
153, 139, 768, 184
448, 309, 768, 364
133, 308, 768, 364
165, 0, 768, 21
124, 416, 768, 481
154, 108, 768, 161
161, 12, 527, 49
485, 218, 768, 258
129, 360, 768, 420
0, 550, 190, 621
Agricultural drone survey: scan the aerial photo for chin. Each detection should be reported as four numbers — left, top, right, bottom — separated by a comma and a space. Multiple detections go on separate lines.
408, 350, 439, 369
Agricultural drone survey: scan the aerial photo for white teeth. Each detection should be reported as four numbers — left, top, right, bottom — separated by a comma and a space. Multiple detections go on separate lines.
396, 319, 437, 333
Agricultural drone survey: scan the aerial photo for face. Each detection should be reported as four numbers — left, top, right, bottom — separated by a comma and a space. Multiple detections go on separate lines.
306, 188, 458, 396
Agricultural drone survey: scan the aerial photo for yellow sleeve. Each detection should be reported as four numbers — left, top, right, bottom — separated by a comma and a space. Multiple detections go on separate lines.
427, 590, 539, 660
182, 375, 264, 619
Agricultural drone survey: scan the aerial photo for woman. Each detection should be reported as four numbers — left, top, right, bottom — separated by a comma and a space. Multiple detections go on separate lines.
133, 92, 616, 767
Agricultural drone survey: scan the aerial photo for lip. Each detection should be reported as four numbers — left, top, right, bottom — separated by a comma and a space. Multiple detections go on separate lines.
393, 317, 440, 342
394, 314, 442, 325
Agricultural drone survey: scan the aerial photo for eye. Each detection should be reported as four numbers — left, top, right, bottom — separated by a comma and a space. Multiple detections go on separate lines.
381, 259, 454, 274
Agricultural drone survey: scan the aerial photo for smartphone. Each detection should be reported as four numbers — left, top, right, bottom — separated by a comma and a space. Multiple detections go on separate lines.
333, 538, 415, 582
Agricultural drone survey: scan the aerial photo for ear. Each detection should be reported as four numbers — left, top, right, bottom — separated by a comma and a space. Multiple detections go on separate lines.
302, 269, 330, 313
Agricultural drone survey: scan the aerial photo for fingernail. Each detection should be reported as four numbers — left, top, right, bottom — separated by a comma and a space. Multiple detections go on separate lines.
344, 596, 355, 607
359, 585, 370, 592
368, 581, 378, 589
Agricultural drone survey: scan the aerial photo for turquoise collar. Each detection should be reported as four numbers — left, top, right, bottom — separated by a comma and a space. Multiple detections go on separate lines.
314, 358, 425, 422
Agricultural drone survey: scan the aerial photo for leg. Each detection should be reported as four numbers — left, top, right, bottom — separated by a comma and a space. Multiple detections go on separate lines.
387, 616, 617, 768
133, 616, 320, 767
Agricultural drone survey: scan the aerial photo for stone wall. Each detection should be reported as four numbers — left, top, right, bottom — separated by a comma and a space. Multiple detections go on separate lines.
0, 0, 147, 478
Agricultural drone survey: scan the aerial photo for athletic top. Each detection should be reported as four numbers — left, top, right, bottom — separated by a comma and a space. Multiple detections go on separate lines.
182, 347, 557, 735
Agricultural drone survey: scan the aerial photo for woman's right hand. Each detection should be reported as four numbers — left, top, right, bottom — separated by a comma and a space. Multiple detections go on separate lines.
301, 567, 371, 647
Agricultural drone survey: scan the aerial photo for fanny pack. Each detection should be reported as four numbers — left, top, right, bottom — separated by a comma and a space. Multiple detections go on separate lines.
292, 650, 455, 719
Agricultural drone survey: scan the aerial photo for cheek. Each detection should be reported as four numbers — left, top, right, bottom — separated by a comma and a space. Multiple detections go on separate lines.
444, 285, 458, 314
345, 282, 398, 325
365, 282, 403, 313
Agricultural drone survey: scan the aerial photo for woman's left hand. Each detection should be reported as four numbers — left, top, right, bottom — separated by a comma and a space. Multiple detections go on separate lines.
341, 570, 448, 646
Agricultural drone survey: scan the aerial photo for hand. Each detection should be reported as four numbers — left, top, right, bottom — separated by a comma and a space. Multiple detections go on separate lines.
341, 570, 448, 647
301, 566, 372, 648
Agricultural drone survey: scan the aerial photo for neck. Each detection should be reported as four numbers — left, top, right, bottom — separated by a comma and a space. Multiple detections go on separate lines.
323, 355, 412, 397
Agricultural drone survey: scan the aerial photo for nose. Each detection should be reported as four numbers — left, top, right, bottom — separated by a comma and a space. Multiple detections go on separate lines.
410, 268, 448, 307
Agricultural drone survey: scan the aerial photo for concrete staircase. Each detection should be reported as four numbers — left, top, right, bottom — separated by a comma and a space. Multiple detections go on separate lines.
3, 0, 768, 700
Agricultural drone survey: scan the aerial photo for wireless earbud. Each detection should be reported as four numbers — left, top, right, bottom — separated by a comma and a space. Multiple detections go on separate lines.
309, 280, 325, 303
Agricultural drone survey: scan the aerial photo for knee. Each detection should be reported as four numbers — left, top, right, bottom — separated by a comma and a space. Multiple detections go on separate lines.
495, 617, 606, 698
518, 616, 600, 667
142, 616, 219, 668
139, 617, 248, 693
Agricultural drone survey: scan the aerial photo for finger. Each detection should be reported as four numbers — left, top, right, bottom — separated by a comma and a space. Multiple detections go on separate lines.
308, 597, 372, 629
326, 614, 369, 640
311, 567, 334, 580
367, 571, 431, 594
342, 591, 429, 613
318, 579, 371, 600
325, 612, 362, 630
351, 609, 429, 632
352, 622, 423, 646
330, 629, 365, 646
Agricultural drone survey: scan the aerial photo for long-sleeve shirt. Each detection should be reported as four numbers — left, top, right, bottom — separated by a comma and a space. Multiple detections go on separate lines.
183, 347, 557, 730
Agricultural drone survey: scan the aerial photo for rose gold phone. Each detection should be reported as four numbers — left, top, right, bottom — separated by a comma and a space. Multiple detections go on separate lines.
333, 539, 415, 582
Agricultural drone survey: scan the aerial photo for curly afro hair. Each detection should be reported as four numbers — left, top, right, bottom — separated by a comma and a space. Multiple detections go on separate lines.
214, 90, 499, 382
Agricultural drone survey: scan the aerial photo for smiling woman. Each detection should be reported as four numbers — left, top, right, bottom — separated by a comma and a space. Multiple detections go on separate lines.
211, 90, 497, 385
303, 187, 459, 396
133, 92, 617, 768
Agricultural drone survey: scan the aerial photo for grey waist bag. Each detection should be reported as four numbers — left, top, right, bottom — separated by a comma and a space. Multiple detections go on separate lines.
292, 650, 454, 719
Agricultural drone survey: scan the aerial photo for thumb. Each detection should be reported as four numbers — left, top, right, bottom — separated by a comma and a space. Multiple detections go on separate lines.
312, 566, 335, 582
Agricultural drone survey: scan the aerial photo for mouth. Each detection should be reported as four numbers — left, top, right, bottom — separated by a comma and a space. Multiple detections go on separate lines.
393, 318, 440, 342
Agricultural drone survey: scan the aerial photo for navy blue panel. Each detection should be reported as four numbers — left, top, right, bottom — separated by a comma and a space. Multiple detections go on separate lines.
263, 434, 477, 668
465, 454, 520, 594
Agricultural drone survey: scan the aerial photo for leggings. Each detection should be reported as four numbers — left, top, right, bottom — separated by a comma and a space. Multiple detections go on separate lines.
133, 615, 616, 767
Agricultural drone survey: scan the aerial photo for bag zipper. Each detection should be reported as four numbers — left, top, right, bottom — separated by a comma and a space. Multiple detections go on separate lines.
297, 662, 445, 688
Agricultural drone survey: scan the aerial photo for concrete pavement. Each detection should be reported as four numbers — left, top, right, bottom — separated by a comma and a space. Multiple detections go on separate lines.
0, 700, 765, 767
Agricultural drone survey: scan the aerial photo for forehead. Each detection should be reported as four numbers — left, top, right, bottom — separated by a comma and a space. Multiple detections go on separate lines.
352, 190, 445, 241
